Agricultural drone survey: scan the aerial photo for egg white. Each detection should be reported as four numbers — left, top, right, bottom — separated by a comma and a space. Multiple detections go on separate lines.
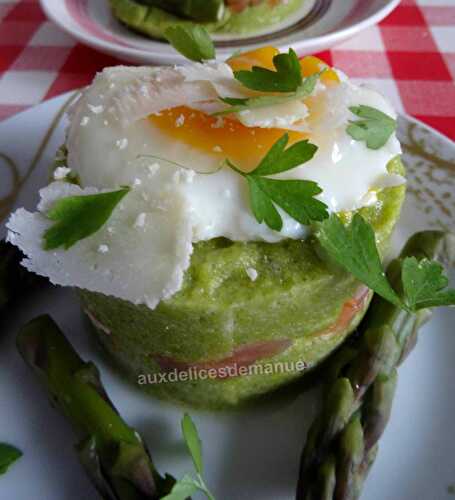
7, 61, 404, 308
66, 63, 402, 241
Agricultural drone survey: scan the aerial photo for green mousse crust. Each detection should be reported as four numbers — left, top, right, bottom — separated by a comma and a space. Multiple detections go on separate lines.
79, 157, 406, 409
109, 0, 305, 40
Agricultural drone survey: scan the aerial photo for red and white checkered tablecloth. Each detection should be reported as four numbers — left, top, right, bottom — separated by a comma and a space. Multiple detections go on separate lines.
0, 0, 454, 140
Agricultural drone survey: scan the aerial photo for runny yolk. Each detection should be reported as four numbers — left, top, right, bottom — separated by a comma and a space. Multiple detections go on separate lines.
227, 47, 340, 85
149, 107, 306, 171
150, 47, 338, 170
300, 55, 340, 84
227, 46, 280, 71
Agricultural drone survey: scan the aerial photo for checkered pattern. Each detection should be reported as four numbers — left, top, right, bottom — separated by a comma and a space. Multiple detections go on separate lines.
0, 0, 454, 140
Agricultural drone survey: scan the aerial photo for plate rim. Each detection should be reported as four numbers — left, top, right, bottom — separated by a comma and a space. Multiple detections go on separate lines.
39, 0, 401, 65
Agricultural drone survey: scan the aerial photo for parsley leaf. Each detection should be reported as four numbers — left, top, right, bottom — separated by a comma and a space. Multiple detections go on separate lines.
161, 474, 199, 500
233, 48, 303, 92
402, 257, 455, 310
181, 413, 203, 474
347, 105, 396, 150
251, 177, 326, 231
163, 414, 215, 500
43, 187, 129, 250
318, 214, 455, 313
214, 72, 320, 116
244, 175, 283, 231
164, 25, 215, 62
318, 214, 402, 307
226, 133, 328, 231
0, 443, 22, 475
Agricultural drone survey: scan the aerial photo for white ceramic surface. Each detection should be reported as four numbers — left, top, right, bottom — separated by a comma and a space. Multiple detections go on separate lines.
39, 0, 400, 64
0, 93, 454, 500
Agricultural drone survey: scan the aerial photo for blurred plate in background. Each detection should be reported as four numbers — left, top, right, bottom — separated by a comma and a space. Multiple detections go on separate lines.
39, 0, 400, 64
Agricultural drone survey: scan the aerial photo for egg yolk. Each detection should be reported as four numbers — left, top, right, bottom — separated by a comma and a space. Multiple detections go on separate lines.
300, 55, 340, 84
228, 47, 340, 85
151, 48, 338, 170
149, 107, 306, 171
227, 46, 280, 71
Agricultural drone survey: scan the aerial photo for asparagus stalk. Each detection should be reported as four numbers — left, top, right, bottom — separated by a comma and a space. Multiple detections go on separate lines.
136, 0, 225, 22
296, 230, 454, 500
335, 416, 364, 500
0, 240, 44, 310
17, 315, 175, 500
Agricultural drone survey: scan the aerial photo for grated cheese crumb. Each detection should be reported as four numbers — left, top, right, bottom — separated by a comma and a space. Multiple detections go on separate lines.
98, 244, 109, 254
175, 114, 185, 127
147, 163, 160, 177
245, 267, 258, 282
211, 116, 225, 129
116, 138, 128, 150
182, 169, 195, 184
53, 166, 71, 180
212, 145, 222, 153
88, 104, 104, 114
134, 212, 146, 228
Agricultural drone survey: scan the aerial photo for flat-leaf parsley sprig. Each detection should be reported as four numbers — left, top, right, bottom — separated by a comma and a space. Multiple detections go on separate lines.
162, 413, 215, 500
347, 105, 396, 150
164, 25, 215, 63
402, 256, 455, 310
233, 48, 303, 92
43, 187, 130, 250
318, 214, 455, 312
164, 29, 323, 116
214, 72, 321, 116
226, 133, 329, 231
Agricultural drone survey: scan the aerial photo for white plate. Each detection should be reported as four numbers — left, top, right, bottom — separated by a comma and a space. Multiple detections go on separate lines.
0, 93, 454, 500
39, 0, 400, 65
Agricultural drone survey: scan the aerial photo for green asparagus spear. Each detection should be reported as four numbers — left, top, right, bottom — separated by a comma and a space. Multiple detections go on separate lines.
335, 415, 364, 500
300, 379, 354, 475
316, 455, 336, 500
17, 315, 175, 500
136, 0, 225, 22
0, 240, 44, 310
297, 230, 454, 500
362, 370, 397, 453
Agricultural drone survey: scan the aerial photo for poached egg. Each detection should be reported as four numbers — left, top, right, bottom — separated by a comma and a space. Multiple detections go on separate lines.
7, 47, 404, 309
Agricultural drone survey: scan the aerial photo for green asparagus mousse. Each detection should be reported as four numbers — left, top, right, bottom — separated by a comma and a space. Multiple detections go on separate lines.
80, 155, 405, 409
5, 33, 455, 500
6, 44, 408, 409
109, 0, 306, 40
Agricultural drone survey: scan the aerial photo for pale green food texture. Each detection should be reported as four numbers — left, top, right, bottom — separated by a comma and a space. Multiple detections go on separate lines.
109, 0, 305, 40
79, 157, 405, 409
220, 0, 306, 35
